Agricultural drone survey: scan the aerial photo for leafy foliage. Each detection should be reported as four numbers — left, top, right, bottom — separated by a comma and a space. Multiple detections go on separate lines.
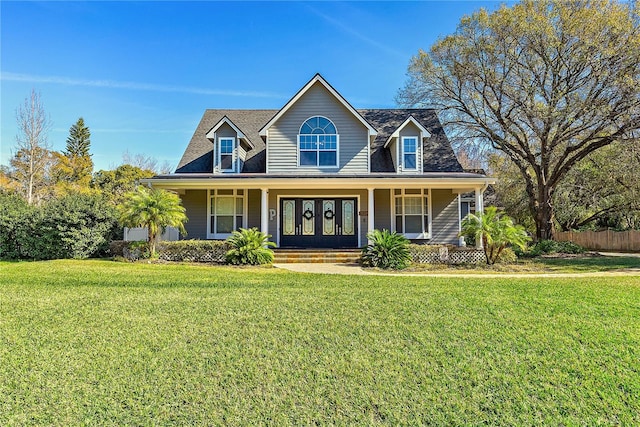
91, 165, 155, 205
118, 187, 188, 256
40, 193, 119, 259
361, 229, 412, 269
398, 0, 640, 240
225, 228, 275, 265
52, 117, 94, 189
0, 193, 37, 259
460, 206, 531, 265
0, 192, 118, 260
516, 240, 586, 258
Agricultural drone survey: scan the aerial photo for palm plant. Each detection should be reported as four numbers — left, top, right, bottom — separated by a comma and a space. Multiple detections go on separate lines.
361, 229, 412, 269
225, 227, 276, 265
460, 206, 530, 265
118, 186, 187, 256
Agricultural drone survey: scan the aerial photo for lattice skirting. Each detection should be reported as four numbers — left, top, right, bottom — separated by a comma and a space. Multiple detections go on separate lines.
158, 250, 226, 263
410, 246, 485, 265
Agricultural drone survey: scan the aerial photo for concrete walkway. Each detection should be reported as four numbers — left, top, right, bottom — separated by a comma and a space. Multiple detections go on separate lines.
273, 252, 640, 278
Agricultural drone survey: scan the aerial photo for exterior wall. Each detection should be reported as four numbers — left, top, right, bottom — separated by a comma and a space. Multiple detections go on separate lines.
430, 189, 460, 245
373, 189, 391, 231
267, 82, 369, 174
181, 189, 208, 240
389, 141, 398, 172
268, 188, 369, 247
247, 189, 261, 229
213, 123, 239, 173
398, 122, 422, 174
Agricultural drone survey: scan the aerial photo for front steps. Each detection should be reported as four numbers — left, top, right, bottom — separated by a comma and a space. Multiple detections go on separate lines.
273, 249, 361, 264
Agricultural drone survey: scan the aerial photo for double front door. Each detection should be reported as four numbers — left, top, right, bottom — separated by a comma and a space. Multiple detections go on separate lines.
280, 198, 358, 248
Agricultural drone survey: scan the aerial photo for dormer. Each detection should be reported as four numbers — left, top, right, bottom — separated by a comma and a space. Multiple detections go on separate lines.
206, 116, 254, 173
384, 116, 431, 174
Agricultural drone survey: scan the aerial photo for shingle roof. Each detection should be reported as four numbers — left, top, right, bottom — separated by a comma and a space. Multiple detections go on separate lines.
175, 108, 464, 174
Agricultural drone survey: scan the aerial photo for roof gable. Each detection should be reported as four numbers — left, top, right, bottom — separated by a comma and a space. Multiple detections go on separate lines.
383, 115, 432, 148
259, 74, 377, 137
205, 116, 254, 149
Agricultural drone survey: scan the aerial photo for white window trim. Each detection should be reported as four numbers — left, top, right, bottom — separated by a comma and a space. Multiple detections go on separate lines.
206, 189, 247, 239
390, 188, 432, 239
217, 137, 237, 173
297, 134, 340, 168
400, 136, 419, 172
297, 116, 340, 169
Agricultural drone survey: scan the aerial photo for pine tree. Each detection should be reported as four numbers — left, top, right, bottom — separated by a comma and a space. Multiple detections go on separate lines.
65, 117, 91, 158
54, 117, 94, 188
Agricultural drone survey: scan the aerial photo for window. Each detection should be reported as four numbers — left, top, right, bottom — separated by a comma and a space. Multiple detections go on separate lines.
218, 137, 236, 172
298, 116, 338, 167
394, 189, 430, 238
209, 189, 244, 237
402, 136, 418, 170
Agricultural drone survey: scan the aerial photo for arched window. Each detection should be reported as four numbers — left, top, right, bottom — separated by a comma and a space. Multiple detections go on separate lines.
298, 116, 338, 167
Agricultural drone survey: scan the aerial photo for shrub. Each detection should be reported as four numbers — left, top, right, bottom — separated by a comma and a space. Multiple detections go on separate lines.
361, 229, 411, 269
41, 193, 119, 259
225, 228, 275, 265
495, 247, 518, 263
0, 194, 36, 260
460, 206, 531, 265
123, 241, 151, 261
0, 192, 118, 260
159, 240, 230, 263
108, 240, 130, 257
519, 239, 586, 257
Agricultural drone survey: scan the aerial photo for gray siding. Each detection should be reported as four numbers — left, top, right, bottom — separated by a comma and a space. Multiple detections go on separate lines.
430, 189, 460, 245
247, 189, 261, 229
267, 82, 369, 174
181, 190, 208, 240
374, 189, 391, 231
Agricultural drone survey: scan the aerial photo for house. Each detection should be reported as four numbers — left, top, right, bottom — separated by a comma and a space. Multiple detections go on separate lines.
144, 74, 494, 248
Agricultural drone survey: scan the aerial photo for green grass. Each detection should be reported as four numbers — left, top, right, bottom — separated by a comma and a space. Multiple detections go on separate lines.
1, 260, 639, 425
405, 254, 640, 274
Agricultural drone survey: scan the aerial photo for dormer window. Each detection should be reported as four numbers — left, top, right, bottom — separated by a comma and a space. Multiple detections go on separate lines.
402, 137, 418, 170
298, 116, 339, 167
219, 137, 236, 172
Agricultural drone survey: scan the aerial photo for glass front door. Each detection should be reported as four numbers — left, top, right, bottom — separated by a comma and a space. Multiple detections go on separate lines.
280, 198, 358, 248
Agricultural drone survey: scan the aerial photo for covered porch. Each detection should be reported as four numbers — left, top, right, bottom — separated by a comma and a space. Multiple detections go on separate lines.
144, 174, 494, 248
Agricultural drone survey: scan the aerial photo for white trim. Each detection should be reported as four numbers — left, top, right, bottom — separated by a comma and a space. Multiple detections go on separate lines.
260, 188, 269, 236
296, 133, 340, 169
390, 188, 432, 239
206, 116, 254, 148
207, 188, 246, 239
367, 130, 371, 174
400, 136, 419, 172
259, 74, 377, 137
145, 175, 495, 191
275, 193, 362, 248
217, 136, 237, 173
383, 116, 431, 148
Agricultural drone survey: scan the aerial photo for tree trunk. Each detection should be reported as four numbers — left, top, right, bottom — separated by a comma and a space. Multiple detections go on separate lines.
533, 185, 555, 241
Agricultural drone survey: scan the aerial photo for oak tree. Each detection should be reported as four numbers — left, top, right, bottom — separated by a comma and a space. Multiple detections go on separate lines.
397, 0, 640, 239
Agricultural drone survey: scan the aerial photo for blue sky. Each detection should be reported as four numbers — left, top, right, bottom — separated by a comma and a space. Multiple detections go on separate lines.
1, 1, 505, 172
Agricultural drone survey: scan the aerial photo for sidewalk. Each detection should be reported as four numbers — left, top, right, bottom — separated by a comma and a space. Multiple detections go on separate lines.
273, 257, 640, 278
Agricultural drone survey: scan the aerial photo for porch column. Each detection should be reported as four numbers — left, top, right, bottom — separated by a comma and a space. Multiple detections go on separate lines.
475, 187, 484, 249
367, 188, 375, 238
260, 188, 269, 236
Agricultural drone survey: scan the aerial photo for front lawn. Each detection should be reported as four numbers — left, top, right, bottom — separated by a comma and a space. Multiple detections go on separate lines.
1, 260, 639, 425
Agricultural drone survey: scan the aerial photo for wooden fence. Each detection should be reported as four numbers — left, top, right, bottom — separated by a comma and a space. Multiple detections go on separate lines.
555, 230, 640, 252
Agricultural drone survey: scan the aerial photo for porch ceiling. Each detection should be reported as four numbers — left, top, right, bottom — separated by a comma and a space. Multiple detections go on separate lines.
143, 173, 495, 192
